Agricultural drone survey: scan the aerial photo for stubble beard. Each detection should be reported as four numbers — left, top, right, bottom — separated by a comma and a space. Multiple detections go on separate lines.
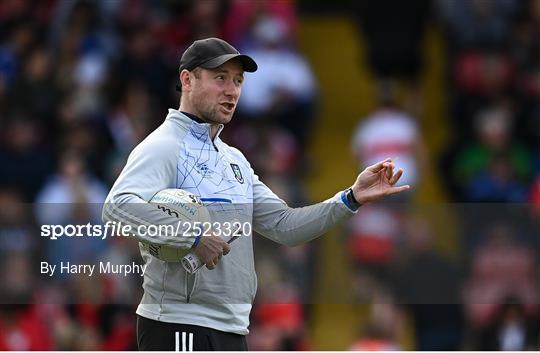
190, 88, 233, 125
198, 103, 232, 125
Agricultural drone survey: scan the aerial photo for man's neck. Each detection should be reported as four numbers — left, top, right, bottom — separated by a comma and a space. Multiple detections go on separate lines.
181, 110, 205, 124
178, 106, 219, 140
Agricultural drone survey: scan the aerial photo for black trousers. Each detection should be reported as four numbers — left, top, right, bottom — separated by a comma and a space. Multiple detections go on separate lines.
137, 315, 248, 351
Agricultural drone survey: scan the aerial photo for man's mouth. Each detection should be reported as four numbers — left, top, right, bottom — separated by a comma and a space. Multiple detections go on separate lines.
220, 103, 235, 112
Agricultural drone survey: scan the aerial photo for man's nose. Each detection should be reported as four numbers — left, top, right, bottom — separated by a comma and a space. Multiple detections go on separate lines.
223, 80, 240, 98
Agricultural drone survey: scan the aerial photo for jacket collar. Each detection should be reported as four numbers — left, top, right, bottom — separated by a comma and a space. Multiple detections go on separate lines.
166, 109, 224, 142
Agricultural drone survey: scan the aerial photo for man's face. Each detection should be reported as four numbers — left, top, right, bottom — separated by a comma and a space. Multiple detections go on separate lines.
189, 59, 244, 125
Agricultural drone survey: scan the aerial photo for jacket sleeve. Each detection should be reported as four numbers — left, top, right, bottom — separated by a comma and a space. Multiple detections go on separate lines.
102, 134, 196, 249
251, 172, 356, 246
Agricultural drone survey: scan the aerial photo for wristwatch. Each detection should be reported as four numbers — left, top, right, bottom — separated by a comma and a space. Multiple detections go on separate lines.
345, 188, 362, 209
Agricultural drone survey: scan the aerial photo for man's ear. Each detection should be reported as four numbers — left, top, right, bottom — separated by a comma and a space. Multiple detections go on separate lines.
179, 69, 191, 91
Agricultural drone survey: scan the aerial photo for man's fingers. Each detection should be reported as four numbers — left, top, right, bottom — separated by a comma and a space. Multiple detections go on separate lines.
386, 185, 410, 195
196, 235, 230, 270
223, 243, 231, 256
385, 163, 394, 180
206, 255, 220, 270
389, 168, 403, 185
204, 237, 231, 270
366, 158, 392, 173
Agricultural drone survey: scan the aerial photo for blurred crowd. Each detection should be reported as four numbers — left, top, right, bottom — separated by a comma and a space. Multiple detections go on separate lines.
0, 0, 538, 351
346, 0, 540, 350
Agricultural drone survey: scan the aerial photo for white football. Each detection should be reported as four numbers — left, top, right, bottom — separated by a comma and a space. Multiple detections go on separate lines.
141, 189, 211, 262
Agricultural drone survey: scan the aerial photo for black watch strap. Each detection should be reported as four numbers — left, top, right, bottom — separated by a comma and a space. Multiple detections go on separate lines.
346, 188, 361, 208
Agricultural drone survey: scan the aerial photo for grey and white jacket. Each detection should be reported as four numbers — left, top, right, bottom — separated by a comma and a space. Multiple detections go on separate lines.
102, 109, 355, 334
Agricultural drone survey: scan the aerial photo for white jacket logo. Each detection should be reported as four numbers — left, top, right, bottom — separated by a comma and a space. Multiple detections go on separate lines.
230, 163, 244, 184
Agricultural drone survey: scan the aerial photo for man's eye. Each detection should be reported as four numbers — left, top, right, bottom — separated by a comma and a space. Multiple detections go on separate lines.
216, 75, 225, 80
235, 79, 244, 85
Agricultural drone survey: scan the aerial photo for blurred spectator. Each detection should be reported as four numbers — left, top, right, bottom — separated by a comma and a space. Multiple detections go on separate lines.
106, 82, 159, 155
104, 82, 156, 183
512, 0, 540, 147
180, 0, 228, 42
464, 222, 540, 328
152, 0, 229, 57
108, 24, 173, 114
349, 304, 403, 351
473, 298, 539, 350
0, 229, 66, 349
254, 227, 313, 296
465, 151, 529, 202
512, 0, 540, 75
0, 189, 38, 270
53, 30, 83, 93
354, 0, 430, 82
0, 0, 33, 39
437, 0, 519, 51
445, 100, 532, 200
70, 53, 108, 115
35, 149, 107, 212
48, 286, 136, 350
346, 204, 401, 285
0, 304, 52, 350
453, 50, 515, 98
437, 0, 521, 136
0, 248, 51, 350
353, 0, 430, 115
248, 258, 310, 350
100, 237, 143, 304
49, 2, 112, 111
35, 149, 107, 264
0, 253, 33, 306
54, 104, 113, 177
351, 87, 425, 190
0, 118, 52, 201
249, 303, 309, 350
224, 0, 297, 49
449, 49, 516, 136
62, 286, 135, 350
237, 15, 317, 152
0, 190, 44, 350
392, 215, 464, 350
7, 46, 59, 126
48, 0, 118, 59
0, 21, 35, 89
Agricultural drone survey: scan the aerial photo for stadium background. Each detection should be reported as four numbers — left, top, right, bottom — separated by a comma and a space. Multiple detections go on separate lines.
1, 0, 540, 350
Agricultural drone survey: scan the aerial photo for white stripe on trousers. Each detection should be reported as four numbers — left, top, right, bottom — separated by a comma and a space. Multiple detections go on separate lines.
175, 332, 193, 351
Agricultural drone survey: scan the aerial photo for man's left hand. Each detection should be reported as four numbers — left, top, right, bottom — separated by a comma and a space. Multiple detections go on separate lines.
351, 158, 410, 204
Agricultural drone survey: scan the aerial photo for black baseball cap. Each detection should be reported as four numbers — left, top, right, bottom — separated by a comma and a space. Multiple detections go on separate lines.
176, 38, 257, 91
180, 37, 257, 71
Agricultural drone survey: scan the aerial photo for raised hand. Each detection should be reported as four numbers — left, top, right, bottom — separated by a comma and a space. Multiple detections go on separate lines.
351, 158, 410, 204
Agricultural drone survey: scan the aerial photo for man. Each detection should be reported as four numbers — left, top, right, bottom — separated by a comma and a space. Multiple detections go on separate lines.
103, 37, 409, 351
